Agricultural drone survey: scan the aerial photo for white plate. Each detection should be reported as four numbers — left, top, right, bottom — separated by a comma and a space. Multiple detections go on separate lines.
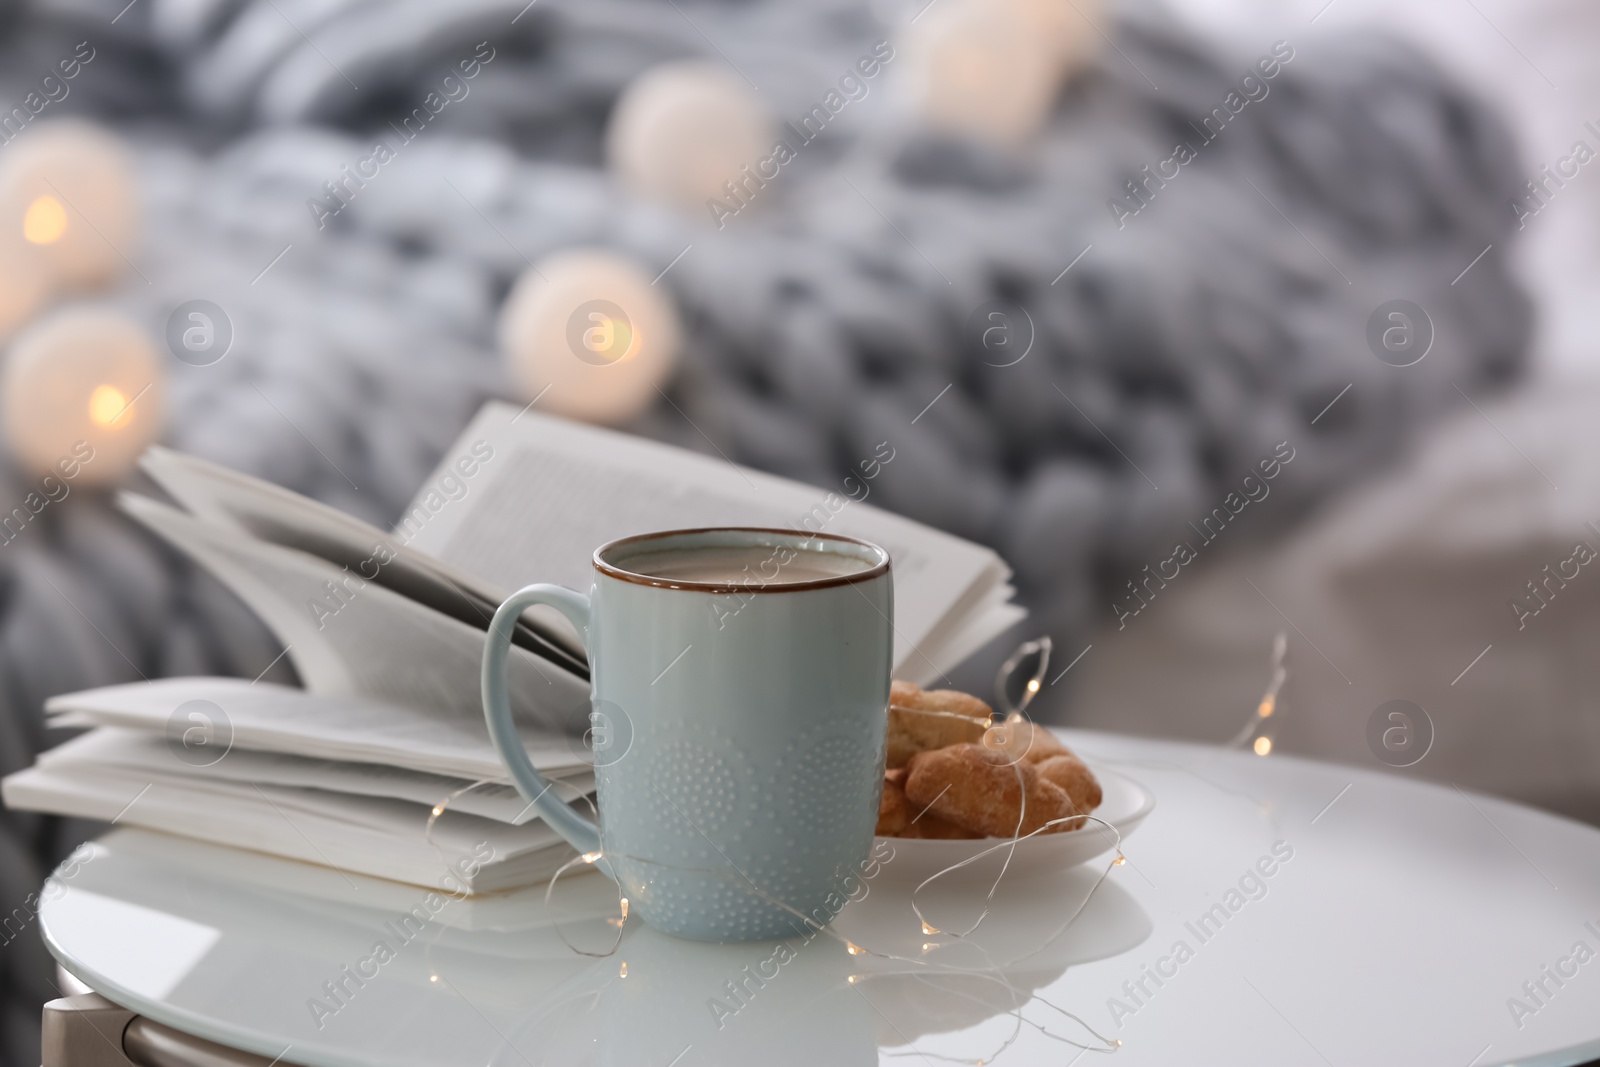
871, 764, 1155, 883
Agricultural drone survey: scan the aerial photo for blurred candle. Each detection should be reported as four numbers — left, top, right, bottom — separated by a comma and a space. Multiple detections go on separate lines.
0, 120, 139, 289
2, 308, 166, 484
498, 249, 682, 425
1001, 0, 1105, 82
899, 0, 1061, 146
0, 244, 49, 342
606, 62, 775, 217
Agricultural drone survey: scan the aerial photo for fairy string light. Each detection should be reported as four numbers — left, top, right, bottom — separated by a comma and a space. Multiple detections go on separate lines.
411, 634, 1130, 1062
1225, 631, 1288, 756
993, 636, 1052, 719
881, 933, 1123, 1061
420, 771, 628, 957
526, 757, 1124, 1061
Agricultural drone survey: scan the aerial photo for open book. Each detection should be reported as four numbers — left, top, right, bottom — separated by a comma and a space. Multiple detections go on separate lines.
3, 402, 1023, 891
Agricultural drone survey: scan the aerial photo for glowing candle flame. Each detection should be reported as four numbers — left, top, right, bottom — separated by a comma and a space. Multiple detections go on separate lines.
23, 195, 67, 245
3, 309, 164, 485
87, 384, 130, 427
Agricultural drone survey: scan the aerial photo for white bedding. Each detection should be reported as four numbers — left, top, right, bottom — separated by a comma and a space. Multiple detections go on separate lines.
1068, 382, 1600, 823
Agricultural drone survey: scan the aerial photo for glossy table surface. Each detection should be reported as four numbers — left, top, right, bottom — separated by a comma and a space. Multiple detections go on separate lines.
38, 731, 1600, 1067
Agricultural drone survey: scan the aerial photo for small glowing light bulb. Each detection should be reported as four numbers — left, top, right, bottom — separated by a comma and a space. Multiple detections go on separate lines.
2, 308, 166, 485
847, 975, 858, 984
607, 62, 775, 217
920, 921, 938, 935
23, 195, 68, 245
899, 0, 1060, 146
429, 975, 439, 983
1026, 678, 1041, 694
846, 941, 864, 955
87, 385, 130, 427
619, 961, 628, 978
1113, 854, 1126, 866
1258, 695, 1276, 718
431, 804, 446, 818
1254, 736, 1273, 757
499, 248, 682, 425
0, 121, 139, 289
581, 850, 604, 864
619, 897, 630, 921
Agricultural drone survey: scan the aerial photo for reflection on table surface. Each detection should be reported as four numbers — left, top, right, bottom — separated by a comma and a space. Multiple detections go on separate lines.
41, 824, 1147, 1067
37, 732, 1600, 1067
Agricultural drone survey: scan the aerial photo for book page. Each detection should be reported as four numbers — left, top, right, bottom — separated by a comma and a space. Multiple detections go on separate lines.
920, 600, 1029, 683
138, 449, 585, 673
2, 762, 574, 891
122, 496, 589, 736
404, 403, 1018, 675
84, 828, 609, 931
39, 729, 591, 825
45, 678, 586, 781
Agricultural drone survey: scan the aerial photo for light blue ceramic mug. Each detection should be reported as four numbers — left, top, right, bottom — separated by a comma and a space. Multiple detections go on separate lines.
482, 527, 892, 942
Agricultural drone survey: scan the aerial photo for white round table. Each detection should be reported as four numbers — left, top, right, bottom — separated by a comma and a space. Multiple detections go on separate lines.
37, 731, 1600, 1067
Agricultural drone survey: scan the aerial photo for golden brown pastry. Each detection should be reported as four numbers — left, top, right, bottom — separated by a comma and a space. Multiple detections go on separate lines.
890, 679, 922, 706
981, 720, 1067, 766
1033, 753, 1101, 831
877, 768, 982, 838
875, 684, 1102, 839
885, 680, 991, 769
904, 808, 982, 839
1035, 753, 1102, 814
876, 773, 911, 836
904, 743, 1078, 837
896, 681, 992, 721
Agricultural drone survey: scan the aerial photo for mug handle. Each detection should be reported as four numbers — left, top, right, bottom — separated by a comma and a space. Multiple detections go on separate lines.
481, 584, 603, 862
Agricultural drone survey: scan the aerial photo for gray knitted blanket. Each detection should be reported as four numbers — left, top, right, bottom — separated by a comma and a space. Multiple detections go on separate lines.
0, 0, 1528, 1059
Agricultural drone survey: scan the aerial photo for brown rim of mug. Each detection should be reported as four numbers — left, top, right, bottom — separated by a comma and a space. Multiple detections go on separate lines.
593, 526, 891, 594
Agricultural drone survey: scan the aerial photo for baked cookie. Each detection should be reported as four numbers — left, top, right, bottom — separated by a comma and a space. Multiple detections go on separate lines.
876, 772, 911, 836
981, 720, 1067, 766
885, 679, 991, 769
1035, 752, 1102, 814
903, 743, 1078, 837
1033, 753, 1102, 830
905, 808, 982, 839
876, 767, 983, 838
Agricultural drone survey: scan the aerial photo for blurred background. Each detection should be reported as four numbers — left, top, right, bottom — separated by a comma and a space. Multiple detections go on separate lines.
0, 0, 1594, 1058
